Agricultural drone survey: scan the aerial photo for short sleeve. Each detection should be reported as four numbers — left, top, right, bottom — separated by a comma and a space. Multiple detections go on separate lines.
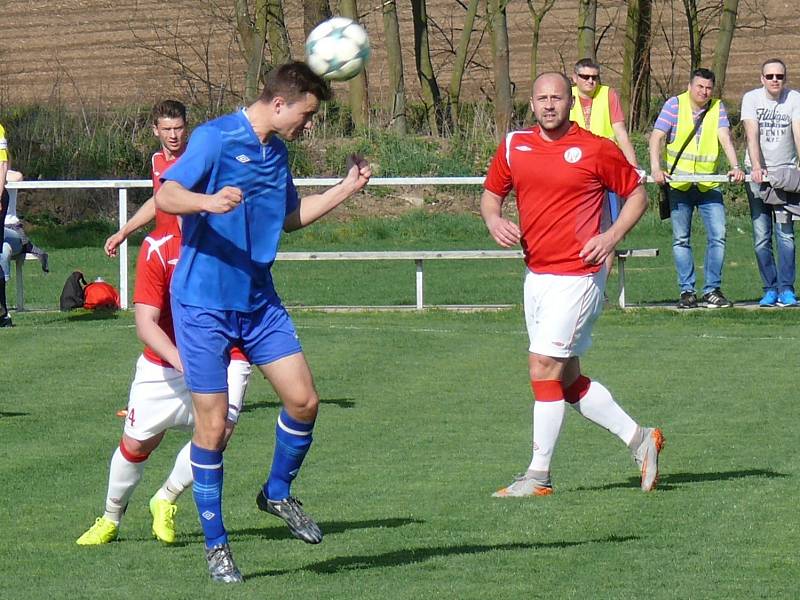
133, 238, 168, 309
791, 91, 800, 121
740, 91, 757, 121
161, 125, 221, 191
483, 139, 513, 198
285, 171, 299, 215
717, 101, 730, 129
653, 97, 678, 135
596, 138, 641, 198
608, 88, 625, 124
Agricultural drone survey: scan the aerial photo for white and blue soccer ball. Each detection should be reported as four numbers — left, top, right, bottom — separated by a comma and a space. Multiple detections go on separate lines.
305, 17, 370, 82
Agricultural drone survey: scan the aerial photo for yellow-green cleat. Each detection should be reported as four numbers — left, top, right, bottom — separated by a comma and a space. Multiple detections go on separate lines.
149, 495, 178, 544
76, 517, 119, 545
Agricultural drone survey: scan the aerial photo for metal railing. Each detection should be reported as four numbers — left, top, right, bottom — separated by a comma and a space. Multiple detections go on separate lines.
6, 174, 751, 310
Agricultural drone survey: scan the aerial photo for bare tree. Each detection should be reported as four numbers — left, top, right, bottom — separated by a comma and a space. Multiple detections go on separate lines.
411, 0, 442, 136
682, 0, 701, 70
577, 0, 597, 61
234, 0, 268, 102
382, 0, 407, 134
340, 0, 368, 130
448, 0, 481, 130
304, 0, 331, 40
266, 0, 291, 65
527, 0, 557, 84
488, 0, 512, 140
712, 0, 740, 95
621, 0, 652, 130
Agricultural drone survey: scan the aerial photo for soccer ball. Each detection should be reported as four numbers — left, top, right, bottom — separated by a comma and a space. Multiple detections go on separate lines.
305, 17, 370, 82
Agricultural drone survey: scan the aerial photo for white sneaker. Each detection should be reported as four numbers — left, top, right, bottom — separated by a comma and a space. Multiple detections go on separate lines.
633, 427, 665, 491
492, 471, 553, 498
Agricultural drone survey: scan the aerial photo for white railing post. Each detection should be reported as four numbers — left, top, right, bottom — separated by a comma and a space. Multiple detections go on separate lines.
118, 188, 129, 310
415, 259, 424, 310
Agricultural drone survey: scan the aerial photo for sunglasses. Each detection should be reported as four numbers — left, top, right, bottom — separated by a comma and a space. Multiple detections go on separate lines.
763, 73, 785, 80
577, 73, 600, 81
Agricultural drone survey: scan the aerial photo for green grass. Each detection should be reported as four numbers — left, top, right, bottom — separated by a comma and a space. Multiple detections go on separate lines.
0, 308, 797, 598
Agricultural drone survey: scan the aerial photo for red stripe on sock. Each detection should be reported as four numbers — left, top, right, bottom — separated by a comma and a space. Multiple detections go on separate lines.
531, 379, 564, 402
564, 375, 591, 404
119, 440, 149, 463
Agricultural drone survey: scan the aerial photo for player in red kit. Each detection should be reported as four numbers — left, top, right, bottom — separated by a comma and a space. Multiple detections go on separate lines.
481, 72, 664, 497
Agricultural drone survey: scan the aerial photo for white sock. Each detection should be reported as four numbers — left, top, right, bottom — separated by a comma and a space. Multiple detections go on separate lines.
570, 380, 639, 446
103, 446, 146, 524
528, 400, 566, 473
156, 442, 193, 503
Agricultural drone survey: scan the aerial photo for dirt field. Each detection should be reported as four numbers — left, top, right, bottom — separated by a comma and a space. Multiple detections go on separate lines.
2, 1, 798, 109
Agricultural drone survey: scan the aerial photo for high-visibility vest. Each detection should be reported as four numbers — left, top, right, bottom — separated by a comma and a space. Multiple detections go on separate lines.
570, 85, 615, 141
665, 92, 721, 191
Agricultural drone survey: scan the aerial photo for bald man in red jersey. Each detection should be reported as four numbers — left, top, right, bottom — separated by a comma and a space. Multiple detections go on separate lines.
481, 72, 664, 497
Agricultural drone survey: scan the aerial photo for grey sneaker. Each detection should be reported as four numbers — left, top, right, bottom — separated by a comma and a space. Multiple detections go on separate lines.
205, 543, 243, 583
633, 428, 665, 491
256, 490, 322, 544
702, 289, 733, 308
677, 291, 698, 309
491, 471, 553, 498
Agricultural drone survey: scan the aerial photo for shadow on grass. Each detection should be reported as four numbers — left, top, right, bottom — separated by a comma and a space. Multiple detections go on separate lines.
241, 397, 355, 414
233, 516, 422, 542
0, 411, 29, 418
67, 310, 121, 322
574, 468, 789, 492
247, 534, 638, 578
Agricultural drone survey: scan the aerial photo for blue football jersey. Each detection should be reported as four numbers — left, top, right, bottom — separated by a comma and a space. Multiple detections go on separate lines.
163, 109, 299, 311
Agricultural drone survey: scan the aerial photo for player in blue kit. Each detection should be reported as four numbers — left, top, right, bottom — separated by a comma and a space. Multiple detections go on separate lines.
155, 61, 371, 583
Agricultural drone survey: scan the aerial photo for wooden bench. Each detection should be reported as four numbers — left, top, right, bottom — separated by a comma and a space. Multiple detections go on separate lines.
275, 248, 659, 310
12, 252, 40, 311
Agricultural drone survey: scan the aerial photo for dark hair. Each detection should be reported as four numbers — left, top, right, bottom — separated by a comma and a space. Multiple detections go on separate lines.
762, 58, 787, 75
151, 100, 187, 126
574, 58, 600, 72
260, 61, 332, 104
690, 68, 715, 84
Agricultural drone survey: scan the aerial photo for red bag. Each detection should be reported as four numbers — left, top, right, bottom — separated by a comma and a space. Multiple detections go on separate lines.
83, 278, 120, 310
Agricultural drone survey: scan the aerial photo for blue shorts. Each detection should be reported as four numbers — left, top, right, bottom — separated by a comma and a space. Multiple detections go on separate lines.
171, 298, 302, 393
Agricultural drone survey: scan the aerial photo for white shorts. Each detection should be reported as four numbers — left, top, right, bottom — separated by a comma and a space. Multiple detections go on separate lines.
123, 355, 252, 441
523, 268, 607, 358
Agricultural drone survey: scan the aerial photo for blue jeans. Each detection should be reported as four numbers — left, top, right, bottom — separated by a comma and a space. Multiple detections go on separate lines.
670, 186, 726, 294
746, 182, 795, 293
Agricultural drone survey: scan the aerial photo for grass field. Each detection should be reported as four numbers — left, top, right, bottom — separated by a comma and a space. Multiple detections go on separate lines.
1, 211, 798, 598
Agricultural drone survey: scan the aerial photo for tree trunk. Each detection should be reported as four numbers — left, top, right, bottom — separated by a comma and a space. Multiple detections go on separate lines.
448, 0, 480, 131
527, 1, 556, 85
340, 0, 369, 130
682, 0, 701, 70
488, 0, 512, 140
577, 0, 597, 60
411, 0, 441, 136
266, 0, 291, 65
712, 0, 739, 95
382, 0, 407, 134
234, 0, 268, 102
621, 0, 652, 130
303, 0, 331, 40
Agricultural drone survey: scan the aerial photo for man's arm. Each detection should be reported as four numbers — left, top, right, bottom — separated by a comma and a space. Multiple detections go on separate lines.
134, 303, 183, 372
612, 121, 639, 167
480, 189, 520, 248
0, 159, 8, 204
648, 129, 668, 184
580, 185, 648, 265
742, 119, 765, 183
284, 155, 371, 232
717, 127, 745, 182
155, 180, 242, 215
792, 118, 800, 168
104, 197, 156, 257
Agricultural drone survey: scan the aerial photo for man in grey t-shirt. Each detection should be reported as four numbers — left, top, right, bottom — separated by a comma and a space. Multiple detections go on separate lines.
742, 58, 800, 307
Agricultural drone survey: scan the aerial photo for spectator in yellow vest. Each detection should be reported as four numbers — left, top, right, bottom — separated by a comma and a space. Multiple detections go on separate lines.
649, 68, 744, 309
571, 58, 641, 274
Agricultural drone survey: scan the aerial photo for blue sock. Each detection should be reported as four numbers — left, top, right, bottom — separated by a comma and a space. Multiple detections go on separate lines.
265, 410, 314, 500
190, 443, 227, 548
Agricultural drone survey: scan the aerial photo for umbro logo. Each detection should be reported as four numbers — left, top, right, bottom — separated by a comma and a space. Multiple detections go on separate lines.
514, 145, 533, 152
235, 154, 251, 163
168, 259, 179, 265
154, 171, 160, 177
202, 511, 216, 520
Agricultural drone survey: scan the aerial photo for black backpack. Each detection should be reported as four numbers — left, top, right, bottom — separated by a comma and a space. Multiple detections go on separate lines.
59, 271, 88, 311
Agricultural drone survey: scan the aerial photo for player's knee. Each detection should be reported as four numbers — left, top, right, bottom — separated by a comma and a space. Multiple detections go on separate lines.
120, 435, 155, 461
287, 389, 319, 421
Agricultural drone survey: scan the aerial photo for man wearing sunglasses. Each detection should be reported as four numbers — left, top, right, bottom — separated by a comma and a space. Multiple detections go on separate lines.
741, 58, 800, 307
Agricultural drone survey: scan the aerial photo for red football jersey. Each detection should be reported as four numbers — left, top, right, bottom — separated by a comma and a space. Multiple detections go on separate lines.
151, 151, 180, 231
133, 223, 246, 367
484, 123, 640, 275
